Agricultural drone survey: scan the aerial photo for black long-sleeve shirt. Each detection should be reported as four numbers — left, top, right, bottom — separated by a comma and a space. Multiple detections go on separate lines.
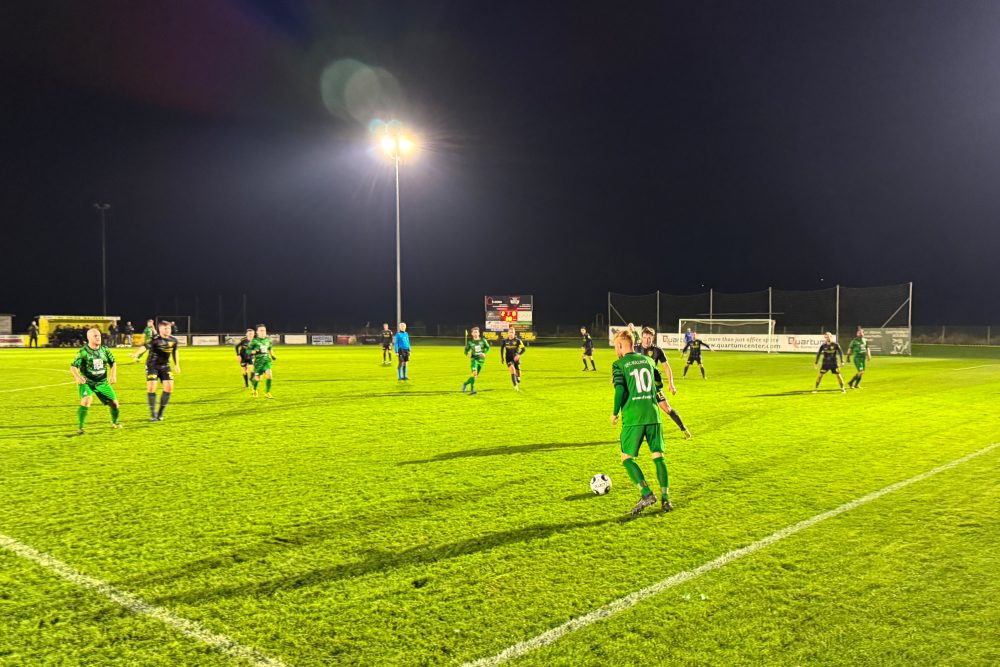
816, 342, 844, 364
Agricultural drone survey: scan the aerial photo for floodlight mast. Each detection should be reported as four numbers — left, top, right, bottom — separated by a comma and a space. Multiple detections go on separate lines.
376, 124, 416, 328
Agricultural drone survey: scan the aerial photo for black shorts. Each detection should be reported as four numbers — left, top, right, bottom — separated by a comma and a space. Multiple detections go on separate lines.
583, 348, 594, 357
146, 364, 173, 382
382, 342, 392, 350
687, 354, 702, 364
397, 349, 410, 362
240, 357, 251, 368
821, 361, 840, 373
505, 355, 520, 368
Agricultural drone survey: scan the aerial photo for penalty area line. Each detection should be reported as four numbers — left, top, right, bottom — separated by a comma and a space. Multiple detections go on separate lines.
0, 534, 290, 667
463, 440, 1000, 667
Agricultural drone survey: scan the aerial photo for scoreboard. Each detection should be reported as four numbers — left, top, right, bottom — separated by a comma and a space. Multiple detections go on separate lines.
485, 295, 534, 340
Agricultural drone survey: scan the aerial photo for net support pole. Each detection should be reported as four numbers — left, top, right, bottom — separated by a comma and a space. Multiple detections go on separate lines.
656, 290, 660, 332
607, 292, 611, 334
768, 286, 773, 354
908, 281, 913, 333
835, 284, 840, 340
709, 288, 714, 321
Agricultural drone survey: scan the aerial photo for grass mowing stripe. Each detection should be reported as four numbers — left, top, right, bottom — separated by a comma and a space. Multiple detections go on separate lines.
951, 364, 1000, 371
0, 532, 290, 667
463, 440, 1000, 667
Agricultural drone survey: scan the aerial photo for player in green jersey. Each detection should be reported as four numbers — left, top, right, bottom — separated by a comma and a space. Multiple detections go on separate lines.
611, 330, 674, 515
69, 327, 122, 434
846, 327, 872, 389
131, 319, 156, 362
626, 322, 640, 348
461, 327, 490, 395
247, 324, 277, 398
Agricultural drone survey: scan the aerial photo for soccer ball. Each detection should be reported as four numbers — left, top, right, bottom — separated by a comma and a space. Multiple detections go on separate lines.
590, 473, 612, 495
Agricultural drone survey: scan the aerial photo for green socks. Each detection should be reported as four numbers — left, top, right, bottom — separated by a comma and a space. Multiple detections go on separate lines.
110, 406, 120, 424
623, 458, 652, 495
266, 378, 272, 392
468, 376, 476, 390
252, 378, 259, 390
653, 457, 669, 499
77, 406, 88, 429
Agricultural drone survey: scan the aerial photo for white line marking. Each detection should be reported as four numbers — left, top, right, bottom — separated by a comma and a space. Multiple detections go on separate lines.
951, 364, 1000, 371
0, 534, 290, 667
464, 441, 1000, 667
0, 381, 76, 393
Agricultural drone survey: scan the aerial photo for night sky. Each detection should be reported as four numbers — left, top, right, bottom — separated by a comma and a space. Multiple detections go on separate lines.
3, 1, 999, 332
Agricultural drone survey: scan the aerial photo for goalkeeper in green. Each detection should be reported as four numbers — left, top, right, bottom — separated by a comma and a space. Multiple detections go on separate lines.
461, 327, 490, 395
846, 327, 872, 389
70, 327, 122, 434
611, 330, 675, 515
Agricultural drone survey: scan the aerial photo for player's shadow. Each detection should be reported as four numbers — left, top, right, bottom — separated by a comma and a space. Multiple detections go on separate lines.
150, 516, 620, 606
399, 441, 612, 465
750, 390, 842, 397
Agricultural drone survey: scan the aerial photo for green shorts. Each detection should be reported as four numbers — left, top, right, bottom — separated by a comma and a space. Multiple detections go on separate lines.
620, 423, 664, 458
79, 380, 117, 405
852, 356, 866, 371
470, 359, 485, 374
253, 358, 272, 375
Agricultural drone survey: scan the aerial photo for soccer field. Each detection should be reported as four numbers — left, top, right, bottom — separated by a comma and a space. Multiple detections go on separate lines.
1, 345, 998, 666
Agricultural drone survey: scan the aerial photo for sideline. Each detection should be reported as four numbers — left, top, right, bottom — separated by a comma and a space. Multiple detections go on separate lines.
463, 441, 1000, 666
0, 534, 290, 666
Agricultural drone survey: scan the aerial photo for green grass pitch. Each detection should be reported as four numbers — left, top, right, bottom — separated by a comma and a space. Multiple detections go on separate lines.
1, 345, 998, 666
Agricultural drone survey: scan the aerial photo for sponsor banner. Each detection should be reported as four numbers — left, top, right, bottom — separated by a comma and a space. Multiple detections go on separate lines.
336, 335, 357, 345
608, 326, 646, 345
311, 334, 334, 345
0, 334, 24, 348
284, 334, 308, 345
0, 315, 12, 335
656, 332, 836, 353
359, 335, 380, 345
774, 333, 836, 353
175, 336, 188, 346
864, 328, 911, 356
192, 335, 220, 346
224, 334, 244, 345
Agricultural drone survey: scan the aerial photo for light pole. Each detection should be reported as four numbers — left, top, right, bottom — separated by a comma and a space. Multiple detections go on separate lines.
376, 124, 416, 327
94, 203, 111, 315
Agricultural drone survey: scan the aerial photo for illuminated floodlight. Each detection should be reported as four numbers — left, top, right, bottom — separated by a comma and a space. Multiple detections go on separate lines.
381, 135, 397, 155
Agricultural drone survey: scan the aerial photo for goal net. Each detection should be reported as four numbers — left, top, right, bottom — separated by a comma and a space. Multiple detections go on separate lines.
678, 318, 776, 352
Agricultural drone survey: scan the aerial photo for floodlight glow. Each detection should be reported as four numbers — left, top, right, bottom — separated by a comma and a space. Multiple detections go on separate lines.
398, 136, 414, 154
381, 135, 397, 154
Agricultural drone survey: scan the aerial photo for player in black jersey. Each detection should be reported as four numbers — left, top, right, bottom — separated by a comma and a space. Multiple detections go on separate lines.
499, 325, 527, 391
813, 331, 846, 393
681, 333, 711, 378
637, 327, 692, 438
235, 328, 254, 387
145, 320, 181, 421
580, 327, 596, 371
380, 323, 394, 365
